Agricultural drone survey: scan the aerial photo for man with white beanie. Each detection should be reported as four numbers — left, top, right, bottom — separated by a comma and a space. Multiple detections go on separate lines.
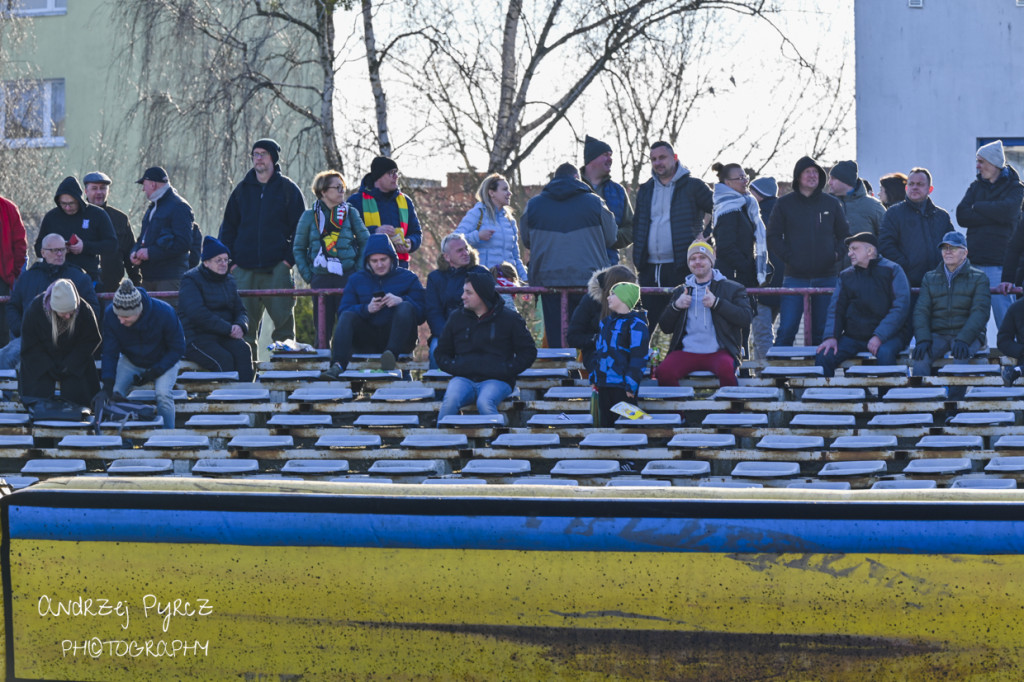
956, 140, 1024, 329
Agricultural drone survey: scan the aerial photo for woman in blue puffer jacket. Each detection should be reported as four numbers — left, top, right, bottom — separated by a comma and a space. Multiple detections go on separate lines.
455, 173, 528, 282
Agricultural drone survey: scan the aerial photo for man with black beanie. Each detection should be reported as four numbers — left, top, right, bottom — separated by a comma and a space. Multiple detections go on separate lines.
579, 135, 633, 265
434, 271, 537, 425
347, 156, 423, 270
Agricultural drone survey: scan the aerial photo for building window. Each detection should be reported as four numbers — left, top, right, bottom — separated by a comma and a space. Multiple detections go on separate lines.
0, 79, 66, 148
4, 0, 67, 16
978, 137, 1024, 177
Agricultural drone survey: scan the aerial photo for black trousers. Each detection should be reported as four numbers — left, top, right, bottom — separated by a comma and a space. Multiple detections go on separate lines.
185, 335, 254, 381
331, 301, 418, 369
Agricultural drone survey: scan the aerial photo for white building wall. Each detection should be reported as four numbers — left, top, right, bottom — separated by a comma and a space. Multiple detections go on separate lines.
855, 0, 1024, 222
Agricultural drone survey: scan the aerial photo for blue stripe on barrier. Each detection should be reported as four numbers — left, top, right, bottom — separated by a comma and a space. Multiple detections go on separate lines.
10, 504, 1024, 554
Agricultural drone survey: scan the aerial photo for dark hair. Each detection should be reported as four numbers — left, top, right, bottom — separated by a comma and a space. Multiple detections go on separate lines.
908, 166, 932, 185
879, 173, 908, 208
553, 163, 578, 179
862, 178, 874, 195
650, 140, 674, 154
599, 265, 638, 319
711, 162, 743, 183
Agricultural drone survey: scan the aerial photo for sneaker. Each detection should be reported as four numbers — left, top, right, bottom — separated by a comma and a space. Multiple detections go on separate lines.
320, 363, 345, 380
1002, 366, 1021, 387
380, 350, 396, 371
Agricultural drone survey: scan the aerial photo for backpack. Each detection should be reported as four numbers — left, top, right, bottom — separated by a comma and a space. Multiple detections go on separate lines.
93, 400, 158, 435
23, 397, 91, 423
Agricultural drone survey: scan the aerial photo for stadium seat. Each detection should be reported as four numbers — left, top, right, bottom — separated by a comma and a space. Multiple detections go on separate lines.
787, 480, 851, 490
108, 459, 174, 474
315, 434, 382, 449
702, 413, 768, 427
641, 460, 710, 477
755, 435, 825, 450
192, 459, 260, 475
667, 434, 736, 448
903, 458, 971, 474
462, 459, 531, 475
731, 461, 800, 477
22, 459, 86, 474
490, 433, 560, 448
871, 479, 937, 489
950, 477, 1016, 489
281, 460, 350, 475
578, 433, 647, 448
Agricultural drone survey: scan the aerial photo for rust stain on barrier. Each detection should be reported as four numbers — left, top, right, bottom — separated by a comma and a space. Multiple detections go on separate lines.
619, 518, 823, 553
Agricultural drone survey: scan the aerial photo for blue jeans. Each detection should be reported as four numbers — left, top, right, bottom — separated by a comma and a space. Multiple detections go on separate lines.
436, 377, 512, 425
0, 336, 21, 371
978, 265, 1011, 330
113, 357, 180, 429
777, 276, 835, 346
815, 335, 905, 378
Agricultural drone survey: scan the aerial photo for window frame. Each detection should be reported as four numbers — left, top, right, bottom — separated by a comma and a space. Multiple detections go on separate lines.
0, 78, 66, 148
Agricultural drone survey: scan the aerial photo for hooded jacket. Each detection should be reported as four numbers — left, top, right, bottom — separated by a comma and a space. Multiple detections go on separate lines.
101, 288, 185, 385
424, 248, 488, 338
658, 270, 752, 364
632, 162, 714, 272
997, 298, 1024, 360
435, 295, 537, 388
519, 175, 617, 287
823, 256, 911, 345
591, 309, 649, 393
219, 167, 305, 270
6, 260, 100, 338
835, 179, 886, 237
567, 265, 635, 372
337, 233, 425, 326
766, 157, 850, 278
35, 176, 117, 281
878, 197, 953, 288
178, 264, 249, 344
134, 185, 194, 281
956, 164, 1024, 267
19, 291, 101, 405
0, 196, 26, 289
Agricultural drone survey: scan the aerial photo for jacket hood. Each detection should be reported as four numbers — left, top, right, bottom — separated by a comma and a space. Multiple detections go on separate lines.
362, 233, 398, 272
976, 163, 1022, 186
542, 175, 593, 202
358, 177, 399, 200
791, 156, 826, 197
585, 264, 637, 303
650, 162, 690, 185
53, 176, 86, 212
684, 268, 729, 288
435, 244, 480, 271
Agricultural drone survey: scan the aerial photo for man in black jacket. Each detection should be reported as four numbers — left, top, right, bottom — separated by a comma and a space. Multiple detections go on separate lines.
766, 156, 850, 346
83, 171, 139, 292
132, 166, 194, 296
878, 167, 952, 289
35, 176, 117, 283
218, 139, 306, 354
435, 272, 537, 425
632, 141, 714, 326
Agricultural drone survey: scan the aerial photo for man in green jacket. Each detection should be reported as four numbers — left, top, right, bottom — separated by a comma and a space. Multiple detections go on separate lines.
911, 231, 991, 376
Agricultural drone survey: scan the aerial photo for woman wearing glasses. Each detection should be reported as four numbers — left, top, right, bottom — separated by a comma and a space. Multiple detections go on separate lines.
711, 163, 768, 290
178, 236, 254, 381
294, 171, 370, 341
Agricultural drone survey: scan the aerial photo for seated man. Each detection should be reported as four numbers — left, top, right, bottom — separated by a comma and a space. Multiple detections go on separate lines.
997, 297, 1024, 386
101, 279, 185, 428
425, 233, 488, 367
435, 272, 536, 424
656, 241, 752, 387
0, 234, 100, 370
323, 233, 425, 376
815, 232, 911, 377
19, 279, 101, 409
911, 231, 990, 377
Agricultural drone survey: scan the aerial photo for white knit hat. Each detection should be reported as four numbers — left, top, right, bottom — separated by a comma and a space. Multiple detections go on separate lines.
977, 140, 1005, 168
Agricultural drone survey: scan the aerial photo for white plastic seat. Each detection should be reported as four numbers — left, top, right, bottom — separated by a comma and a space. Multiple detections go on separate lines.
371, 387, 435, 402
462, 459, 531, 475
950, 477, 1016, 489
438, 414, 507, 427
368, 460, 445, 475
947, 412, 1014, 426
759, 366, 824, 377
883, 387, 947, 401
314, 434, 382, 449
667, 433, 736, 448
578, 433, 647, 448
192, 459, 260, 475
787, 480, 852, 490
731, 461, 800, 477
614, 413, 682, 427
829, 436, 897, 450
550, 460, 620, 476
819, 460, 887, 476
871, 479, 937, 489
185, 414, 252, 427
713, 386, 780, 400
755, 435, 825, 450
353, 415, 420, 427
288, 386, 353, 402
606, 479, 671, 487
226, 435, 295, 449
527, 414, 593, 427
915, 436, 983, 450
640, 460, 710, 477
399, 434, 468, 449
867, 413, 932, 427
143, 435, 210, 449
800, 388, 866, 402
843, 365, 907, 377
791, 414, 856, 427
637, 386, 695, 399
985, 456, 1024, 471
281, 459, 350, 475
903, 458, 971, 474
21, 459, 86, 474
511, 476, 578, 486
108, 459, 174, 474
267, 414, 333, 427
701, 413, 768, 427
490, 433, 560, 448
206, 387, 271, 402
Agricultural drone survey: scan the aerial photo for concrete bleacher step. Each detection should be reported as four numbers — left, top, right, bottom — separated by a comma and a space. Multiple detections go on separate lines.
281, 459, 350, 475
787, 480, 852, 490
192, 459, 260, 475
872, 479, 937, 489
107, 459, 174, 474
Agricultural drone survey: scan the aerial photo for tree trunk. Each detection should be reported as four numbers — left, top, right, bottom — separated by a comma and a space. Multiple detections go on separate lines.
489, 0, 522, 173
361, 0, 392, 157
316, 0, 344, 172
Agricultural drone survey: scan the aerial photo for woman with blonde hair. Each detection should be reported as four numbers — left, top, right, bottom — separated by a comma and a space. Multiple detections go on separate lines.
455, 173, 528, 282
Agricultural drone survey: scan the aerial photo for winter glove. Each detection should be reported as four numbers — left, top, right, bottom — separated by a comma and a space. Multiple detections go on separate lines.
911, 341, 932, 361
951, 340, 970, 360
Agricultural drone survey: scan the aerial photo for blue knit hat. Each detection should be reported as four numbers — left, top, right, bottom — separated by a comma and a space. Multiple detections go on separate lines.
201, 236, 230, 261
749, 176, 778, 198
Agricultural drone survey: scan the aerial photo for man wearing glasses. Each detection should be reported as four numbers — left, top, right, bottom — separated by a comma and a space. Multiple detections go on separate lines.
218, 139, 306, 356
0, 234, 99, 370
35, 175, 117, 284
347, 156, 423, 270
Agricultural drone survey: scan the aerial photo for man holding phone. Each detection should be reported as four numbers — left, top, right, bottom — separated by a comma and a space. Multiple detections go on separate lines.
323, 233, 425, 377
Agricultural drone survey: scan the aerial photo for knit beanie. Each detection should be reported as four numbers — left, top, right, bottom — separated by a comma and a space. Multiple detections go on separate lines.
830, 160, 859, 188
583, 135, 613, 165
48, 279, 78, 314
252, 138, 281, 164
466, 271, 500, 309
201, 236, 230, 262
749, 176, 778, 198
977, 140, 1005, 168
368, 156, 399, 185
112, 279, 143, 317
687, 240, 716, 266
610, 282, 641, 311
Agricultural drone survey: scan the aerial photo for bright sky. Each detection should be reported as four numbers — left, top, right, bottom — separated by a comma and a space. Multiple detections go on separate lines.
333, 0, 854, 185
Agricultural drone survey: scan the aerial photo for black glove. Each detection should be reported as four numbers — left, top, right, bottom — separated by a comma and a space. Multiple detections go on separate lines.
912, 341, 932, 361
91, 390, 109, 414
133, 369, 159, 386
951, 340, 970, 360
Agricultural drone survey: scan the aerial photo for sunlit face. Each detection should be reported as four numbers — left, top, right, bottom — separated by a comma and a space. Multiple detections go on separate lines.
608, 292, 630, 314
877, 185, 889, 205
941, 244, 967, 271
799, 166, 821, 193
84, 182, 108, 206
141, 179, 160, 201
847, 241, 876, 269
905, 172, 931, 203
650, 145, 677, 180
117, 313, 141, 327
251, 148, 273, 175
586, 151, 613, 179
461, 281, 483, 313
41, 236, 67, 266
368, 253, 391, 276
687, 252, 713, 280
722, 169, 749, 195
204, 254, 230, 275
977, 156, 1000, 183
375, 169, 399, 193
57, 194, 78, 216
443, 238, 471, 268
488, 180, 511, 208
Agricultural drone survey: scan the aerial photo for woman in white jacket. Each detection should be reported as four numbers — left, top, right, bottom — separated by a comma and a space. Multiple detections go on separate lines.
455, 174, 528, 282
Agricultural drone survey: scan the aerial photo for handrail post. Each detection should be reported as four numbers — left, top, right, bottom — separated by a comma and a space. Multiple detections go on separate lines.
316, 293, 328, 349
803, 292, 812, 346
560, 288, 569, 348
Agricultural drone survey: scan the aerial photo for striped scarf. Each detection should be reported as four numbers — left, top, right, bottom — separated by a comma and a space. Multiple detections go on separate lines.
312, 200, 348, 276
361, 191, 410, 262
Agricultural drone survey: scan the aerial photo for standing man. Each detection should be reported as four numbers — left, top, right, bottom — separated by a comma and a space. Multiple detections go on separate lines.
632, 141, 714, 326
347, 156, 422, 269
219, 139, 306, 352
579, 135, 633, 265
36, 176, 117, 284
911, 231, 990, 377
815, 233, 911, 377
435, 272, 537, 425
520, 163, 617, 347
956, 140, 1024, 329
82, 171, 139, 293
132, 166, 194, 295
878, 167, 952, 290
425, 233, 488, 366
0, 193, 27, 345
748, 176, 781, 360
766, 156, 850, 346
828, 160, 885, 237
